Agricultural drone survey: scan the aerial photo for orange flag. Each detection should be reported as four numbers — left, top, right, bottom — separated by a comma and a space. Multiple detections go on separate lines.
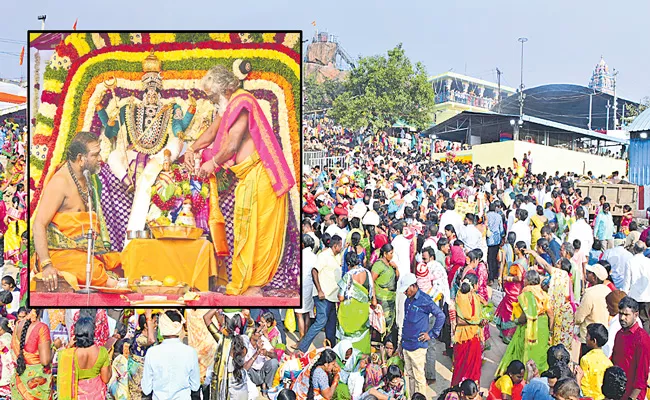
18, 46, 24, 66
311, 20, 316, 26
73, 19, 78, 30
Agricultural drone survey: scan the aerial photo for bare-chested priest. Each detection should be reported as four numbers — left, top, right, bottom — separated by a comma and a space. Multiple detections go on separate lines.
33, 131, 121, 291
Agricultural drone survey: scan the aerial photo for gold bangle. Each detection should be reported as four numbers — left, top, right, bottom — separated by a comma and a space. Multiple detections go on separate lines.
212, 157, 220, 169
40, 258, 51, 265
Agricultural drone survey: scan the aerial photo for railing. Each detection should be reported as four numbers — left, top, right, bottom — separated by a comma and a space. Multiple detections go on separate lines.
303, 150, 328, 167
306, 155, 351, 170
435, 92, 496, 110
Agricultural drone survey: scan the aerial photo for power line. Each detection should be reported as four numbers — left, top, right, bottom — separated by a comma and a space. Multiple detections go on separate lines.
0, 38, 26, 45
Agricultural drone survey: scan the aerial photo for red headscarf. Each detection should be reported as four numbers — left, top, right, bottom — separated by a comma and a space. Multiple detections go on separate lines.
374, 234, 389, 250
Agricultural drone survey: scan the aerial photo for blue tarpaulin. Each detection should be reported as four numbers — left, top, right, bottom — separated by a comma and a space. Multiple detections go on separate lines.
629, 138, 650, 186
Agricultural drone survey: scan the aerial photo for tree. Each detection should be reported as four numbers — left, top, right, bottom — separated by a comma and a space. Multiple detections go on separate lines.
625, 96, 650, 120
303, 75, 345, 113
329, 44, 435, 133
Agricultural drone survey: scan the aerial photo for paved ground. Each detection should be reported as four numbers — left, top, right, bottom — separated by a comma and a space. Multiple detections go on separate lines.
285, 323, 507, 398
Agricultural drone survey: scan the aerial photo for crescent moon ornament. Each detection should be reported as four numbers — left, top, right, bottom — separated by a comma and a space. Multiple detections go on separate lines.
104, 76, 117, 90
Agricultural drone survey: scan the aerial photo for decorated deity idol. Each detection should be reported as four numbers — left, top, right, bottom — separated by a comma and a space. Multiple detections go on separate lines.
95, 52, 196, 246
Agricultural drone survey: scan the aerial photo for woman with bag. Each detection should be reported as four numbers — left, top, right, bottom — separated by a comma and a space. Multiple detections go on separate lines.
337, 252, 377, 355
371, 243, 399, 347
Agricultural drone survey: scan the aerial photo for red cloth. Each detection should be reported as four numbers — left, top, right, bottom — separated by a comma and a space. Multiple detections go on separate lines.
451, 336, 482, 386
611, 323, 650, 400
71, 309, 109, 347
374, 234, 388, 250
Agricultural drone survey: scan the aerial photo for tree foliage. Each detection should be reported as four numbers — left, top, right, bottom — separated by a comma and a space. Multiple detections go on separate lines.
329, 44, 435, 133
625, 96, 650, 120
304, 75, 344, 113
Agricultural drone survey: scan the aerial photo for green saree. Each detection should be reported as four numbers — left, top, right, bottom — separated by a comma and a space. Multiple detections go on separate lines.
337, 270, 373, 355
371, 260, 396, 339
495, 289, 549, 377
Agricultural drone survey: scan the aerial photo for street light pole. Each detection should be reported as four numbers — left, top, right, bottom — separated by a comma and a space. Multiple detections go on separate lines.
37, 15, 47, 30
518, 37, 528, 127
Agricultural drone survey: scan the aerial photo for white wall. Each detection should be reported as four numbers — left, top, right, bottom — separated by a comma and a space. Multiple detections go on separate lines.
469, 141, 626, 178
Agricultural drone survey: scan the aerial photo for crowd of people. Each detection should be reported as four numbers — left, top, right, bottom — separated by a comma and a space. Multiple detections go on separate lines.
3, 114, 650, 400
296, 126, 650, 400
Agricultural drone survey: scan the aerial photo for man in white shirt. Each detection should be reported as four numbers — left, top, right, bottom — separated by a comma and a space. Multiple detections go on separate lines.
298, 235, 343, 353
142, 310, 200, 400
568, 207, 594, 256
622, 242, 650, 333
393, 221, 413, 344
459, 213, 486, 261
522, 197, 536, 224
246, 327, 281, 395
509, 209, 532, 249
602, 245, 633, 290
439, 198, 463, 236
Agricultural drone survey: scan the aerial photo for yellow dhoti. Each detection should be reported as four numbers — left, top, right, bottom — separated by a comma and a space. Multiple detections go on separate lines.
43, 212, 121, 287
225, 151, 288, 295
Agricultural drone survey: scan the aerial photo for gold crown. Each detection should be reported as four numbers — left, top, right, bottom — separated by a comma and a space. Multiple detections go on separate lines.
142, 52, 161, 73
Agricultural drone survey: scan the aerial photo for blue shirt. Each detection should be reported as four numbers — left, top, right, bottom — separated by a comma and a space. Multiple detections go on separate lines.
549, 239, 562, 262
142, 338, 200, 400
486, 211, 504, 247
402, 290, 445, 351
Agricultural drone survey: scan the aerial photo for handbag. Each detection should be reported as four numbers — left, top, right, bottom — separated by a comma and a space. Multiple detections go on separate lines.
369, 304, 386, 334
283, 309, 296, 333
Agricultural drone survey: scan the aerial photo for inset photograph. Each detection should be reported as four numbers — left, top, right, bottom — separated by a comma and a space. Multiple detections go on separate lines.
28, 31, 301, 307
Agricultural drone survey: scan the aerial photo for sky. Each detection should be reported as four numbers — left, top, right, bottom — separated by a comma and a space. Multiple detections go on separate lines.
1, 0, 649, 102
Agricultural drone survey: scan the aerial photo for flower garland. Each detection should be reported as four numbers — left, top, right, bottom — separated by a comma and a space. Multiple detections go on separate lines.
32, 50, 41, 130
150, 164, 210, 215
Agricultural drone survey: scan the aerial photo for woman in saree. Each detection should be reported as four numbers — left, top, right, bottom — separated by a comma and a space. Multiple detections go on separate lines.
332, 340, 365, 400
0, 318, 13, 398
10, 308, 52, 399
342, 232, 366, 276
203, 309, 247, 399
368, 234, 389, 267
380, 339, 404, 374
496, 269, 553, 377
495, 241, 528, 344
451, 273, 484, 386
4, 195, 25, 264
107, 339, 129, 400
338, 252, 377, 355
446, 245, 466, 289
57, 317, 112, 399
360, 365, 406, 400
527, 250, 576, 351
128, 310, 157, 400
292, 349, 341, 400
371, 243, 398, 347
531, 206, 548, 250
451, 249, 490, 345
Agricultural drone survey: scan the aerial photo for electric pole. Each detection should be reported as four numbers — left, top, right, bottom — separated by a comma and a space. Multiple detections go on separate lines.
612, 69, 618, 130
496, 68, 502, 113
588, 92, 593, 130
518, 37, 528, 123
606, 100, 611, 131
